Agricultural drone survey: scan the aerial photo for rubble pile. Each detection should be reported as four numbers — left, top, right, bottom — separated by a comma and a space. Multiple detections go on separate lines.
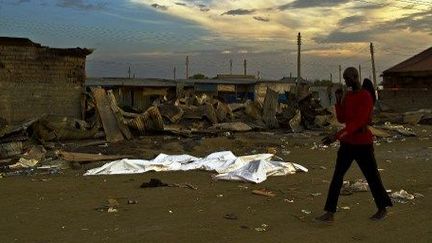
0, 87, 429, 175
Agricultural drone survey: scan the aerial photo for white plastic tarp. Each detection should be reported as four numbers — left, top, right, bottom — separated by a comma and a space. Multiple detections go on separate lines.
84, 151, 308, 183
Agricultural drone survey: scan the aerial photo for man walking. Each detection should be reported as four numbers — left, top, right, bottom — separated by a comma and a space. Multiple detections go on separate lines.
317, 67, 393, 222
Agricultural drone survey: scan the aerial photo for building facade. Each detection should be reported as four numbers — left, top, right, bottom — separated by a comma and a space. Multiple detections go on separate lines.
380, 47, 432, 112
0, 37, 92, 123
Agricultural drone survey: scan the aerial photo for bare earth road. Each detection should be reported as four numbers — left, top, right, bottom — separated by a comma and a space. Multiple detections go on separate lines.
1, 126, 431, 243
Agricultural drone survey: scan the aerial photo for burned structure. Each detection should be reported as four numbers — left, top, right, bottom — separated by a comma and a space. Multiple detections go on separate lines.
380, 47, 432, 112
0, 37, 92, 124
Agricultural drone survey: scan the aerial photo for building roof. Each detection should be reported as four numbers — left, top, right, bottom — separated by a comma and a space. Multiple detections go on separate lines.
275, 76, 309, 84
86, 78, 178, 87
0, 37, 93, 57
87, 77, 307, 88
0, 37, 40, 47
216, 74, 257, 80
181, 79, 257, 85
383, 47, 432, 74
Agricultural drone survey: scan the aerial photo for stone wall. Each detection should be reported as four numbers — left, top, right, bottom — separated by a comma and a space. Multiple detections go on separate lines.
0, 39, 91, 123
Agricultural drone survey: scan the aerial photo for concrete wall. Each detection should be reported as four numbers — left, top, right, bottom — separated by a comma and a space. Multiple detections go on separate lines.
379, 89, 432, 112
0, 44, 88, 123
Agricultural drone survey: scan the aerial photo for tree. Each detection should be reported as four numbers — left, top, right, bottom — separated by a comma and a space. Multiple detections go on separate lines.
190, 73, 208, 79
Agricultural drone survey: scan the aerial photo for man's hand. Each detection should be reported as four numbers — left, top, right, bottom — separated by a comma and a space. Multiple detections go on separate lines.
321, 133, 337, 145
335, 88, 343, 104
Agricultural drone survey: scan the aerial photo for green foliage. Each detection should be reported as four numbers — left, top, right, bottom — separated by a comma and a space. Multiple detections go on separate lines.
190, 73, 208, 79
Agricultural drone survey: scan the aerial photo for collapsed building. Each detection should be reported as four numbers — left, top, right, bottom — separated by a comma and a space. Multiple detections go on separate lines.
0, 37, 92, 124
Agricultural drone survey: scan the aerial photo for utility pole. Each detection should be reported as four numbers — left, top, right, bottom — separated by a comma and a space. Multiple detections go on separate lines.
173, 66, 177, 80
338, 65, 342, 85
243, 59, 247, 76
297, 32, 302, 95
370, 42, 377, 89
359, 64, 362, 82
185, 56, 189, 79
128, 65, 131, 79
230, 59, 233, 75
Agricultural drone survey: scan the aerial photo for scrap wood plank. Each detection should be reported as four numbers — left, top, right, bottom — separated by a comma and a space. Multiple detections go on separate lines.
106, 90, 132, 140
91, 88, 124, 143
57, 151, 131, 162
263, 87, 280, 129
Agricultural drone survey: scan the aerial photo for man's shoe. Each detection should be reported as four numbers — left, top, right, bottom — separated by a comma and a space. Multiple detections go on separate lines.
315, 212, 334, 222
370, 209, 387, 221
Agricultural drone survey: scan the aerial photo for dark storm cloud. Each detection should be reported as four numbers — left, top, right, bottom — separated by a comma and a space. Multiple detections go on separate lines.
56, 0, 107, 11
314, 9, 432, 43
338, 15, 367, 26
222, 9, 256, 16
151, 3, 168, 11
278, 0, 351, 10
253, 16, 270, 22
197, 4, 210, 12
351, 2, 390, 10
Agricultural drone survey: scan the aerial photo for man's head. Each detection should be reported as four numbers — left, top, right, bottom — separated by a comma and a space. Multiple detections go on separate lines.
343, 67, 360, 89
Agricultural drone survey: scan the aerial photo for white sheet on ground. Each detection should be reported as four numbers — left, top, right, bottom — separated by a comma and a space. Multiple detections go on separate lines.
84, 151, 308, 183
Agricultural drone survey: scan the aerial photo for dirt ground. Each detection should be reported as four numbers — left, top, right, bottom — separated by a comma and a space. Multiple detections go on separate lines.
1, 126, 432, 243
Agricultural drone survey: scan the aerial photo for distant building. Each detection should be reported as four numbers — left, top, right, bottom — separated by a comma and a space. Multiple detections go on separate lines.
382, 47, 432, 88
380, 47, 432, 112
182, 78, 256, 103
0, 37, 92, 123
215, 74, 256, 80
86, 78, 178, 112
255, 77, 310, 103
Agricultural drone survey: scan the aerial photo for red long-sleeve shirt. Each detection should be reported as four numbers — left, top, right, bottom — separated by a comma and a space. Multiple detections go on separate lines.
335, 90, 373, 145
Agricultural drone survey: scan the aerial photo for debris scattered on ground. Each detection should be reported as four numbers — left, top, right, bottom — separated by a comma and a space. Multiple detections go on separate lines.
301, 209, 312, 215
254, 224, 270, 232
224, 213, 238, 220
252, 189, 276, 197
140, 178, 168, 188
390, 189, 416, 204
56, 151, 130, 163
341, 179, 369, 195
376, 122, 417, 137
95, 198, 120, 213
107, 208, 118, 213
9, 158, 39, 169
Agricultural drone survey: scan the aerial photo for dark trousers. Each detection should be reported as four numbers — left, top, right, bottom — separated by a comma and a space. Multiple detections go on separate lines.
324, 143, 393, 213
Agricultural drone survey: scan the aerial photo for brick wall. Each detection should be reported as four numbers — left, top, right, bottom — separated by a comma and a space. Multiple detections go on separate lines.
0, 43, 89, 124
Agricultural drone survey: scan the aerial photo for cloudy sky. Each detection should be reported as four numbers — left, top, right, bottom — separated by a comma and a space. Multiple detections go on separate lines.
1, 0, 432, 81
